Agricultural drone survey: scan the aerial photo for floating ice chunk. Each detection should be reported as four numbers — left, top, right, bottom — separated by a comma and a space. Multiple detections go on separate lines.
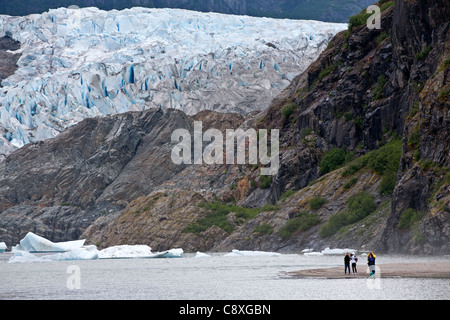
301, 248, 313, 253
98, 245, 153, 259
98, 245, 183, 259
8, 246, 99, 263
0, 242, 7, 253
225, 249, 281, 257
7, 250, 42, 263
195, 251, 211, 258
47, 245, 99, 261
165, 248, 183, 258
12, 232, 86, 252
320, 247, 357, 255
303, 251, 323, 256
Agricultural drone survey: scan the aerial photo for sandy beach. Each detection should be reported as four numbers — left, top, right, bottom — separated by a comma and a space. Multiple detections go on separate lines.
287, 262, 450, 279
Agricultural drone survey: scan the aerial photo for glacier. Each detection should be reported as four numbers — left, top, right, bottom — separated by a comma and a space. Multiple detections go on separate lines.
0, 6, 346, 160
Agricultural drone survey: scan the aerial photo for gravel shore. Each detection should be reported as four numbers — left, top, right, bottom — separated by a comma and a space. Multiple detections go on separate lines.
288, 262, 450, 279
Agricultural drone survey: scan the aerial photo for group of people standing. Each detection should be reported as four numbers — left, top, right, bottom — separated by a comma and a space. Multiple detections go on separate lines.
344, 251, 376, 276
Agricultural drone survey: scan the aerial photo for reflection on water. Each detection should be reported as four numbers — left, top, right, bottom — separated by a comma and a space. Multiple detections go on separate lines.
1, 252, 449, 300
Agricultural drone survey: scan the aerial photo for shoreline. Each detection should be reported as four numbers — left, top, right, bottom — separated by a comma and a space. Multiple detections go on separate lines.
287, 262, 450, 279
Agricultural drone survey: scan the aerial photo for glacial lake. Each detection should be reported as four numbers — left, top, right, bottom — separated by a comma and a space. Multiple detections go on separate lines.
1, 252, 449, 300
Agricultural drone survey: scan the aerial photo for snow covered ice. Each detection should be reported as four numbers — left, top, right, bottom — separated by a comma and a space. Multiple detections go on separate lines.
0, 6, 346, 160
12, 232, 86, 252
7, 232, 183, 262
98, 244, 183, 259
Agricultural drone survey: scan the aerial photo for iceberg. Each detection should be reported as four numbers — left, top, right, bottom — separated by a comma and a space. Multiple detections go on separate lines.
224, 249, 281, 257
12, 232, 85, 252
98, 245, 183, 259
321, 247, 357, 255
303, 247, 358, 256
98, 245, 153, 258
8, 245, 99, 263
195, 251, 212, 258
0, 7, 347, 160
0, 242, 6, 252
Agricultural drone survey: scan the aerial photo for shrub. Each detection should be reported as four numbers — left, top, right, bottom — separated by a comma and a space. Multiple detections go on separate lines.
398, 208, 423, 229
415, 46, 432, 61
319, 192, 377, 237
348, 12, 371, 31
279, 212, 320, 240
379, 171, 397, 195
343, 177, 358, 190
260, 175, 273, 189
254, 223, 274, 235
373, 74, 387, 101
309, 196, 327, 210
319, 147, 354, 175
318, 62, 338, 81
408, 126, 420, 149
282, 102, 296, 118
184, 202, 279, 235
342, 139, 402, 194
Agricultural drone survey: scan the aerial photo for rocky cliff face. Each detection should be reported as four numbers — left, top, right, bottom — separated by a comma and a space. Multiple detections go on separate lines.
0, 0, 448, 254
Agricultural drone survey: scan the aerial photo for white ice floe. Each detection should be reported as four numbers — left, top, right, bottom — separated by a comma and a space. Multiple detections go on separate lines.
12, 232, 85, 252
195, 251, 212, 258
8, 233, 183, 262
98, 245, 183, 259
8, 245, 99, 263
303, 247, 358, 256
0, 6, 346, 160
0, 242, 7, 252
98, 244, 153, 258
225, 249, 281, 257
321, 247, 357, 255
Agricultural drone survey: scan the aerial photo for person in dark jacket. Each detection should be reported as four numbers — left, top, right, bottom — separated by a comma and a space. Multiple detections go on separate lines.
344, 252, 351, 274
367, 251, 376, 276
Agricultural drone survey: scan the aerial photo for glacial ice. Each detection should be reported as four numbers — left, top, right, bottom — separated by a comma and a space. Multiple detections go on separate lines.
98, 245, 183, 259
303, 247, 358, 256
7, 233, 184, 262
0, 6, 346, 160
0, 242, 6, 252
225, 249, 281, 257
8, 245, 99, 263
12, 232, 86, 252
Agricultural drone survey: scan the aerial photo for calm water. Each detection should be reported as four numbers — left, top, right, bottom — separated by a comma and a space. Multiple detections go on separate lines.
1, 252, 449, 300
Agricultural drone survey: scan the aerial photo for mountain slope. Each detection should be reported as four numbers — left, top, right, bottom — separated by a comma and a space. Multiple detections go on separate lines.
0, 0, 448, 254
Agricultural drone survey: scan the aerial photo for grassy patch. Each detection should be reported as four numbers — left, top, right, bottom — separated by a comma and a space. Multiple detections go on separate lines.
184, 202, 280, 235
342, 139, 402, 194
279, 211, 321, 240
415, 45, 432, 61
372, 74, 387, 101
398, 208, 423, 229
319, 192, 377, 237
280, 189, 296, 202
318, 62, 338, 81
260, 175, 273, 189
282, 102, 296, 118
309, 196, 327, 210
254, 223, 274, 235
319, 147, 354, 175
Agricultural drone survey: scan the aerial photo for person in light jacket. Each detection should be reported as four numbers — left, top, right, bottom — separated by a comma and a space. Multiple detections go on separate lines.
350, 252, 358, 274
367, 251, 376, 276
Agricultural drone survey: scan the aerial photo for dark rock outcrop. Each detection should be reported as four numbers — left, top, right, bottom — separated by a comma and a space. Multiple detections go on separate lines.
0, 36, 21, 86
